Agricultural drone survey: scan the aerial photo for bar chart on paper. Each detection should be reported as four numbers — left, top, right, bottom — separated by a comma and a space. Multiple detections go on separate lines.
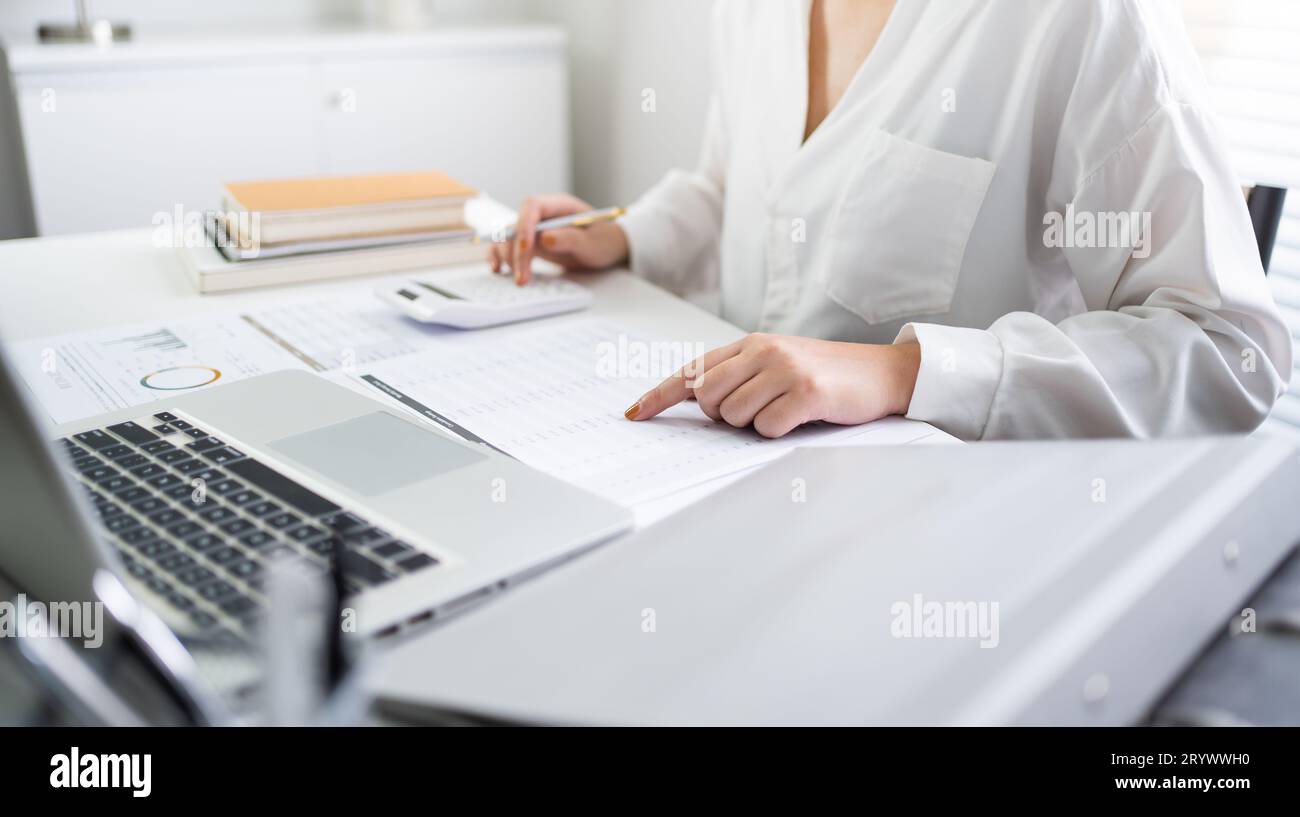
10, 317, 311, 424
353, 319, 941, 506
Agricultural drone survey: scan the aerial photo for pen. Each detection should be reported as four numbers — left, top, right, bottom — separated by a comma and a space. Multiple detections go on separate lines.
491, 206, 625, 243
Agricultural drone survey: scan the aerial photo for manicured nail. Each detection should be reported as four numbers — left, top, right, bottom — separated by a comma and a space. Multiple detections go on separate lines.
517, 236, 528, 254
541, 233, 556, 250
624, 401, 641, 420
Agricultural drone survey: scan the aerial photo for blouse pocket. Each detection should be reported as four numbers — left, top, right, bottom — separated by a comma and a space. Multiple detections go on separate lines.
824, 128, 995, 325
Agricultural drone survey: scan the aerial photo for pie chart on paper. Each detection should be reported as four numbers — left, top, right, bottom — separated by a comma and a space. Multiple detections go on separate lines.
139, 366, 222, 391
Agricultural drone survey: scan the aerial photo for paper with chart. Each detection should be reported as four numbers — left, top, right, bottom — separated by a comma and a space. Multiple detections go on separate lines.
352, 319, 942, 506
9, 285, 454, 425
10, 316, 313, 425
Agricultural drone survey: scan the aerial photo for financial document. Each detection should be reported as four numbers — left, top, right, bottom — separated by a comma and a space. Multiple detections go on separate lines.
353, 319, 945, 507
9, 316, 312, 425
10, 284, 452, 425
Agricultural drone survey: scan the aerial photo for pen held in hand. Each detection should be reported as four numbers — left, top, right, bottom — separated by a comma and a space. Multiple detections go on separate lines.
490, 206, 625, 243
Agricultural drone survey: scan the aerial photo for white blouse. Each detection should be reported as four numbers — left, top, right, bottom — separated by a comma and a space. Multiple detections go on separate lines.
618, 0, 1290, 440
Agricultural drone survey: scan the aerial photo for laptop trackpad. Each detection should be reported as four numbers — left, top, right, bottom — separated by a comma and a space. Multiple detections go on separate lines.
268, 412, 485, 497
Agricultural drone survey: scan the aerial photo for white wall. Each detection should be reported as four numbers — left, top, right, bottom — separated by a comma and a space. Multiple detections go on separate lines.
0, 0, 713, 237
530, 0, 712, 208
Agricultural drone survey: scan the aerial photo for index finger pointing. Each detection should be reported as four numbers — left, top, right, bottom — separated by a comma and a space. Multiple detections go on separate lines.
625, 341, 743, 421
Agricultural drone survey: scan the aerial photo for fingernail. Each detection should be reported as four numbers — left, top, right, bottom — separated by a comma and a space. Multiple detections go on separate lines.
623, 401, 641, 420
541, 233, 556, 250
517, 237, 528, 254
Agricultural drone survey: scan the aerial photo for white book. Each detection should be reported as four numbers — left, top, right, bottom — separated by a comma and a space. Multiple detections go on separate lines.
180, 236, 486, 293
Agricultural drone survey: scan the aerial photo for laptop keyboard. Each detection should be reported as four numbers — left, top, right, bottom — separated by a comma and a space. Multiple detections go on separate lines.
58, 411, 441, 641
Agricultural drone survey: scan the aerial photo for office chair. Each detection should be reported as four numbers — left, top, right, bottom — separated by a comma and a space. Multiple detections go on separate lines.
1247, 184, 1288, 274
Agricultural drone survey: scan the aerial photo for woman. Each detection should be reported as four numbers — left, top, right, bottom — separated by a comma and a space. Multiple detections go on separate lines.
490, 0, 1289, 441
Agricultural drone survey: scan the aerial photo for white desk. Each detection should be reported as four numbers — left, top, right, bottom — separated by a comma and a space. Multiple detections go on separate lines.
0, 228, 952, 525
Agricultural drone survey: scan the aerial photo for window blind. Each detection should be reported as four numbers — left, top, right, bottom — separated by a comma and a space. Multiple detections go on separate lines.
1181, 0, 1300, 437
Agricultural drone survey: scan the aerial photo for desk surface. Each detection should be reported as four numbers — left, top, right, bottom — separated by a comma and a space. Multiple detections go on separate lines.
0, 229, 949, 525
0, 228, 737, 347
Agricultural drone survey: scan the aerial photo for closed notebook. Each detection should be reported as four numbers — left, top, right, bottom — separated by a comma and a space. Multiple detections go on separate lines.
222, 170, 477, 245
223, 170, 476, 214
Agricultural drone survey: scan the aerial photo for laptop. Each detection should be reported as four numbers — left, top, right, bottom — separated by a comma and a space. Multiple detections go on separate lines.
373, 438, 1300, 725
0, 343, 631, 711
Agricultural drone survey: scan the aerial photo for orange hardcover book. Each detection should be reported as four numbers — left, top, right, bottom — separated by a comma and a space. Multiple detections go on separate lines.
223, 170, 477, 214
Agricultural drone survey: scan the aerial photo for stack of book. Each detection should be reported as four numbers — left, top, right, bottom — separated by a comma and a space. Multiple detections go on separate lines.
183, 170, 485, 292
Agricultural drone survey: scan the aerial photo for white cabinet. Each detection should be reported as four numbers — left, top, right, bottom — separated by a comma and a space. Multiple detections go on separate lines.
4, 27, 569, 235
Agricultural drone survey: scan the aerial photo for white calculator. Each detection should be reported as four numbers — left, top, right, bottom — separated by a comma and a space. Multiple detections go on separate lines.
376, 271, 593, 329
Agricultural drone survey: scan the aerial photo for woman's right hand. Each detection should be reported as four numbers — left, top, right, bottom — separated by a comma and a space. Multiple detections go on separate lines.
488, 193, 630, 285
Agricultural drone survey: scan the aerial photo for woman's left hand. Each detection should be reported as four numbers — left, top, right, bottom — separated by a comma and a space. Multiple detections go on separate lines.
624, 334, 922, 438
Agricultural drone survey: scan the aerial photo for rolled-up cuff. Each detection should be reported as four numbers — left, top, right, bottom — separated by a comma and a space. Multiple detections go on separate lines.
894, 322, 1004, 441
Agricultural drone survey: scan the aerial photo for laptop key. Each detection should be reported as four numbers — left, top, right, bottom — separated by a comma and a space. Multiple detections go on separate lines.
197, 505, 236, 524
185, 533, 224, 553
164, 520, 203, 540
140, 439, 175, 455
344, 527, 388, 546
115, 453, 149, 469
218, 518, 255, 537
156, 552, 196, 572
138, 540, 177, 559
237, 530, 276, 550
210, 478, 244, 496
170, 419, 192, 430
226, 489, 260, 506
130, 496, 167, 515
124, 560, 152, 580
113, 485, 150, 503
83, 465, 120, 482
286, 524, 326, 543
164, 483, 197, 501
206, 546, 244, 565
119, 527, 159, 546
101, 444, 135, 460
72, 455, 104, 471
105, 513, 141, 533
74, 429, 116, 450
107, 421, 158, 445
189, 610, 218, 630
98, 476, 134, 493
396, 552, 439, 572
152, 411, 178, 422
198, 580, 238, 602
145, 473, 183, 490
163, 590, 195, 612
96, 502, 124, 519
372, 540, 413, 559
174, 457, 208, 474
129, 462, 165, 479
174, 566, 216, 587
323, 512, 366, 533
219, 595, 258, 617
341, 552, 396, 585
203, 447, 245, 465
184, 427, 208, 439
157, 448, 191, 465
245, 500, 281, 518
186, 436, 225, 453
224, 559, 262, 580
147, 508, 184, 527
265, 511, 300, 530
152, 423, 175, 434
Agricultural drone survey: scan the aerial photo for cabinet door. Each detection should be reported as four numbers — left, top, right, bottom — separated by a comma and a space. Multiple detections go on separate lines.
15, 64, 320, 235
317, 48, 569, 211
